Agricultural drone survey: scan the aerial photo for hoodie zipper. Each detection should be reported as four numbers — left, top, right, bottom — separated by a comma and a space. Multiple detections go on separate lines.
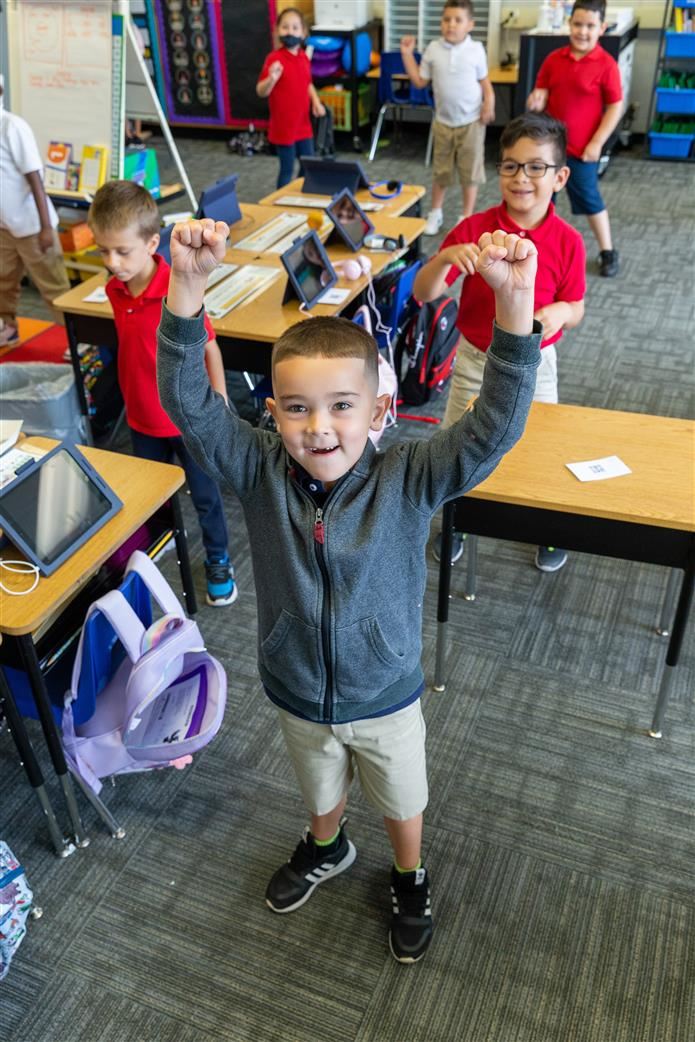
313, 506, 333, 720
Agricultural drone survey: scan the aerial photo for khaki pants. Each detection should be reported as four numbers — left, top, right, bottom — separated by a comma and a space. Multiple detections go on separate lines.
443, 335, 558, 428
0, 227, 70, 327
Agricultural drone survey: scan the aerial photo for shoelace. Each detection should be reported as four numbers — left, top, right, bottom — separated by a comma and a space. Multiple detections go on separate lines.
206, 560, 232, 584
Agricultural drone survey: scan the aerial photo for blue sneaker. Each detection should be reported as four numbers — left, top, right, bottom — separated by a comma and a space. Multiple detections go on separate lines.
205, 555, 238, 607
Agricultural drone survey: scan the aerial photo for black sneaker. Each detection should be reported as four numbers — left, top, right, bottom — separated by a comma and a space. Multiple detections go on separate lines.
432, 531, 465, 566
204, 555, 238, 607
598, 249, 619, 277
265, 825, 357, 913
389, 865, 433, 964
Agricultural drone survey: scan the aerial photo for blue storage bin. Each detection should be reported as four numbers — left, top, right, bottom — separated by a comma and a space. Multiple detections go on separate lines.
665, 32, 695, 59
648, 131, 694, 158
342, 33, 372, 75
307, 35, 344, 52
655, 87, 695, 114
674, 0, 695, 8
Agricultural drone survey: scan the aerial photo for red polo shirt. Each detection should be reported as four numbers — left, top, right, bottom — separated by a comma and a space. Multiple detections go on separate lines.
259, 47, 313, 146
105, 254, 215, 437
442, 202, 586, 351
535, 45, 622, 158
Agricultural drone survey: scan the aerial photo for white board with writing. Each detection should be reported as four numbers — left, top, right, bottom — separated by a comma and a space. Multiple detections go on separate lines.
8, 2, 113, 163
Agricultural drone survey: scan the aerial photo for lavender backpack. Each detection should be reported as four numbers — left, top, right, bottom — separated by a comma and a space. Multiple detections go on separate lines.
62, 551, 227, 795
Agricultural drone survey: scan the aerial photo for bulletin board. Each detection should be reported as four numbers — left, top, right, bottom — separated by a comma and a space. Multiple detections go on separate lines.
150, 0, 278, 129
7, 2, 123, 177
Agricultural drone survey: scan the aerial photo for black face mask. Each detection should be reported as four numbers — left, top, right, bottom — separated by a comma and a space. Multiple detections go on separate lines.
279, 34, 303, 49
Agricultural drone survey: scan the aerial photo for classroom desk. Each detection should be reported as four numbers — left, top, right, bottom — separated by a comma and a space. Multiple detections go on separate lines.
0, 439, 196, 853
259, 179, 426, 219
434, 403, 695, 738
365, 65, 519, 85
53, 207, 425, 428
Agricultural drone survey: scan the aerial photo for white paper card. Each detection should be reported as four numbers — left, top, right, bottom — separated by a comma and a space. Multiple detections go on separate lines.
566, 455, 632, 482
320, 287, 351, 305
83, 285, 108, 303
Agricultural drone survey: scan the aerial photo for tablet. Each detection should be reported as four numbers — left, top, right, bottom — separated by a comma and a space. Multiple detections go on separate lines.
281, 230, 337, 309
0, 442, 123, 576
326, 188, 374, 252
300, 157, 370, 197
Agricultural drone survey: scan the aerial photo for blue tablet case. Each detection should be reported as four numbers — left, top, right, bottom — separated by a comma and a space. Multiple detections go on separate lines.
300, 158, 370, 197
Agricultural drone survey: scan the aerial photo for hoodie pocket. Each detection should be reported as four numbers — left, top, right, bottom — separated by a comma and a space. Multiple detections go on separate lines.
334, 615, 407, 701
261, 609, 324, 700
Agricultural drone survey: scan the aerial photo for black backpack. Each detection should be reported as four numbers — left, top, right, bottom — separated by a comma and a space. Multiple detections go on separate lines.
394, 296, 459, 406
312, 109, 335, 158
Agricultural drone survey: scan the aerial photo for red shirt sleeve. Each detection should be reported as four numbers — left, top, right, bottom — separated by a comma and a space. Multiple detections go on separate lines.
203, 312, 216, 342
555, 229, 587, 304
602, 56, 623, 105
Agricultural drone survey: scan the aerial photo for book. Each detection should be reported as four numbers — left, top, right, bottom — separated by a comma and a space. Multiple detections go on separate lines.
66, 162, 81, 191
44, 141, 72, 189
78, 145, 109, 194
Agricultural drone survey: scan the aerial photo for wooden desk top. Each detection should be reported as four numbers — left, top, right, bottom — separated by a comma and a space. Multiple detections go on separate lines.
259, 179, 426, 219
468, 402, 695, 532
0, 439, 185, 636
53, 208, 425, 343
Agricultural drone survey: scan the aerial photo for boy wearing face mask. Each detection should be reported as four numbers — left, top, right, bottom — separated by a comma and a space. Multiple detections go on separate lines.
257, 8, 326, 189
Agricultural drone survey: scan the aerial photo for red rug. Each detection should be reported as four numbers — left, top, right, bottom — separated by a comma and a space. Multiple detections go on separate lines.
0, 318, 69, 364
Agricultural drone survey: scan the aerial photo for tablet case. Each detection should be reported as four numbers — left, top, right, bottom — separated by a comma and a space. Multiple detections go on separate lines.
196, 173, 242, 226
325, 188, 374, 252
300, 158, 370, 197
280, 230, 337, 309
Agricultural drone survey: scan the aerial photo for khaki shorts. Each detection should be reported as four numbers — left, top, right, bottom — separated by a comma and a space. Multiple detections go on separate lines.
432, 120, 487, 188
442, 335, 558, 428
276, 701, 428, 821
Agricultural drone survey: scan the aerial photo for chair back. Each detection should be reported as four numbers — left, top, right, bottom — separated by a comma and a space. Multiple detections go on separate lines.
378, 52, 432, 107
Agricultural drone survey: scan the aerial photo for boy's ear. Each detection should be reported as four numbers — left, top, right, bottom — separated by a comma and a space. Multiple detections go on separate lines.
266, 396, 278, 424
553, 165, 571, 192
147, 232, 160, 256
370, 393, 391, 432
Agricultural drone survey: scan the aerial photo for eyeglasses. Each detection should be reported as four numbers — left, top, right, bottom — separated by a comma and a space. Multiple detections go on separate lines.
496, 161, 558, 178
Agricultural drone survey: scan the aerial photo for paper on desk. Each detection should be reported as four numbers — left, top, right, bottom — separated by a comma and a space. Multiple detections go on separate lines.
566, 455, 631, 482
83, 285, 108, 303
320, 287, 351, 305
0, 443, 47, 489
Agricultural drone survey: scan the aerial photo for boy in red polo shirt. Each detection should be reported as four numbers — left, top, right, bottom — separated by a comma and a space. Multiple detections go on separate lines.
414, 112, 585, 573
88, 181, 237, 606
527, 0, 623, 277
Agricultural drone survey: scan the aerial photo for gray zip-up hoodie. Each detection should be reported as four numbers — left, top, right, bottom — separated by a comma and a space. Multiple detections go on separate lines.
158, 304, 541, 723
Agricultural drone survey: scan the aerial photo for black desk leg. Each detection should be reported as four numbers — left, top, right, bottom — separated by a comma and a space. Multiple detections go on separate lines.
433, 500, 456, 692
65, 312, 94, 446
16, 635, 89, 847
171, 492, 198, 616
0, 667, 74, 857
464, 534, 478, 601
656, 568, 680, 637
649, 558, 695, 739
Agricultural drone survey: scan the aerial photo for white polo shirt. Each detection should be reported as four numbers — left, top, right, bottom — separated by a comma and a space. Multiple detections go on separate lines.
0, 108, 58, 238
420, 36, 488, 128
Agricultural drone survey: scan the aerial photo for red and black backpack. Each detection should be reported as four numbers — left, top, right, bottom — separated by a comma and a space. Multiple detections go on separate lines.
394, 295, 459, 406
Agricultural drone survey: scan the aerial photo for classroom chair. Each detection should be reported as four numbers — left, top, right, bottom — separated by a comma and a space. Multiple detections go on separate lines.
367, 52, 434, 164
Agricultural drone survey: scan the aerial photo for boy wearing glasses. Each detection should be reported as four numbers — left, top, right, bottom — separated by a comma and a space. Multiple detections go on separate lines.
414, 112, 585, 573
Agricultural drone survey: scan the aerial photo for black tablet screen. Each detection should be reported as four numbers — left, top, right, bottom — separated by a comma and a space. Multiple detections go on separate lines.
327, 193, 371, 249
1, 449, 113, 567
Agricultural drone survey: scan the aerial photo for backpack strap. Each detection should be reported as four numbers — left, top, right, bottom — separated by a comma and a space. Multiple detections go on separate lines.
68, 588, 148, 706
125, 550, 185, 617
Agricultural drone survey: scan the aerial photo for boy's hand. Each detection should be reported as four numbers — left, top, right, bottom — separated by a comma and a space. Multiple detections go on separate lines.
170, 219, 229, 279
534, 304, 564, 341
439, 242, 481, 278
476, 231, 537, 335
581, 140, 602, 163
268, 60, 283, 83
526, 88, 548, 112
312, 98, 326, 118
400, 35, 416, 54
480, 104, 495, 126
38, 227, 54, 253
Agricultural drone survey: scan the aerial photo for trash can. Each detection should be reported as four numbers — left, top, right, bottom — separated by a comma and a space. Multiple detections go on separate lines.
0, 363, 87, 443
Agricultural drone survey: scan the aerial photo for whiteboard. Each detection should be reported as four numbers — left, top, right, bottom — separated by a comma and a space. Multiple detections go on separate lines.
7, 2, 114, 163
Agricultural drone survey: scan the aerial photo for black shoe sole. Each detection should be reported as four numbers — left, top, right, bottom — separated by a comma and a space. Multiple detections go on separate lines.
388, 929, 432, 964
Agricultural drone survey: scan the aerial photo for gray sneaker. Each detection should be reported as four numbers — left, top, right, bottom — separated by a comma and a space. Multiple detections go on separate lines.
535, 546, 568, 572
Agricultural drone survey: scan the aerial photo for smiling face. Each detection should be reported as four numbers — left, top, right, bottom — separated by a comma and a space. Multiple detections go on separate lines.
440, 5, 474, 45
267, 354, 390, 489
499, 136, 569, 228
568, 6, 605, 57
92, 223, 159, 289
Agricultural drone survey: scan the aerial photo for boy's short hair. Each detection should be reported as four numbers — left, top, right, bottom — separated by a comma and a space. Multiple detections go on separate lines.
500, 112, 567, 168
443, 0, 475, 16
88, 180, 160, 241
272, 317, 379, 392
276, 6, 306, 28
571, 0, 606, 20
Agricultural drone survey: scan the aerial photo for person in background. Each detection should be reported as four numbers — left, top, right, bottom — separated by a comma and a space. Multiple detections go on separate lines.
88, 180, 238, 607
527, 0, 623, 277
400, 0, 495, 236
414, 112, 585, 573
257, 7, 326, 189
0, 75, 70, 346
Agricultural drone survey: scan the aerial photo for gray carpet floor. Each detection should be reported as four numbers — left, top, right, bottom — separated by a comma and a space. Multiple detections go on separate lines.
1, 124, 694, 1042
